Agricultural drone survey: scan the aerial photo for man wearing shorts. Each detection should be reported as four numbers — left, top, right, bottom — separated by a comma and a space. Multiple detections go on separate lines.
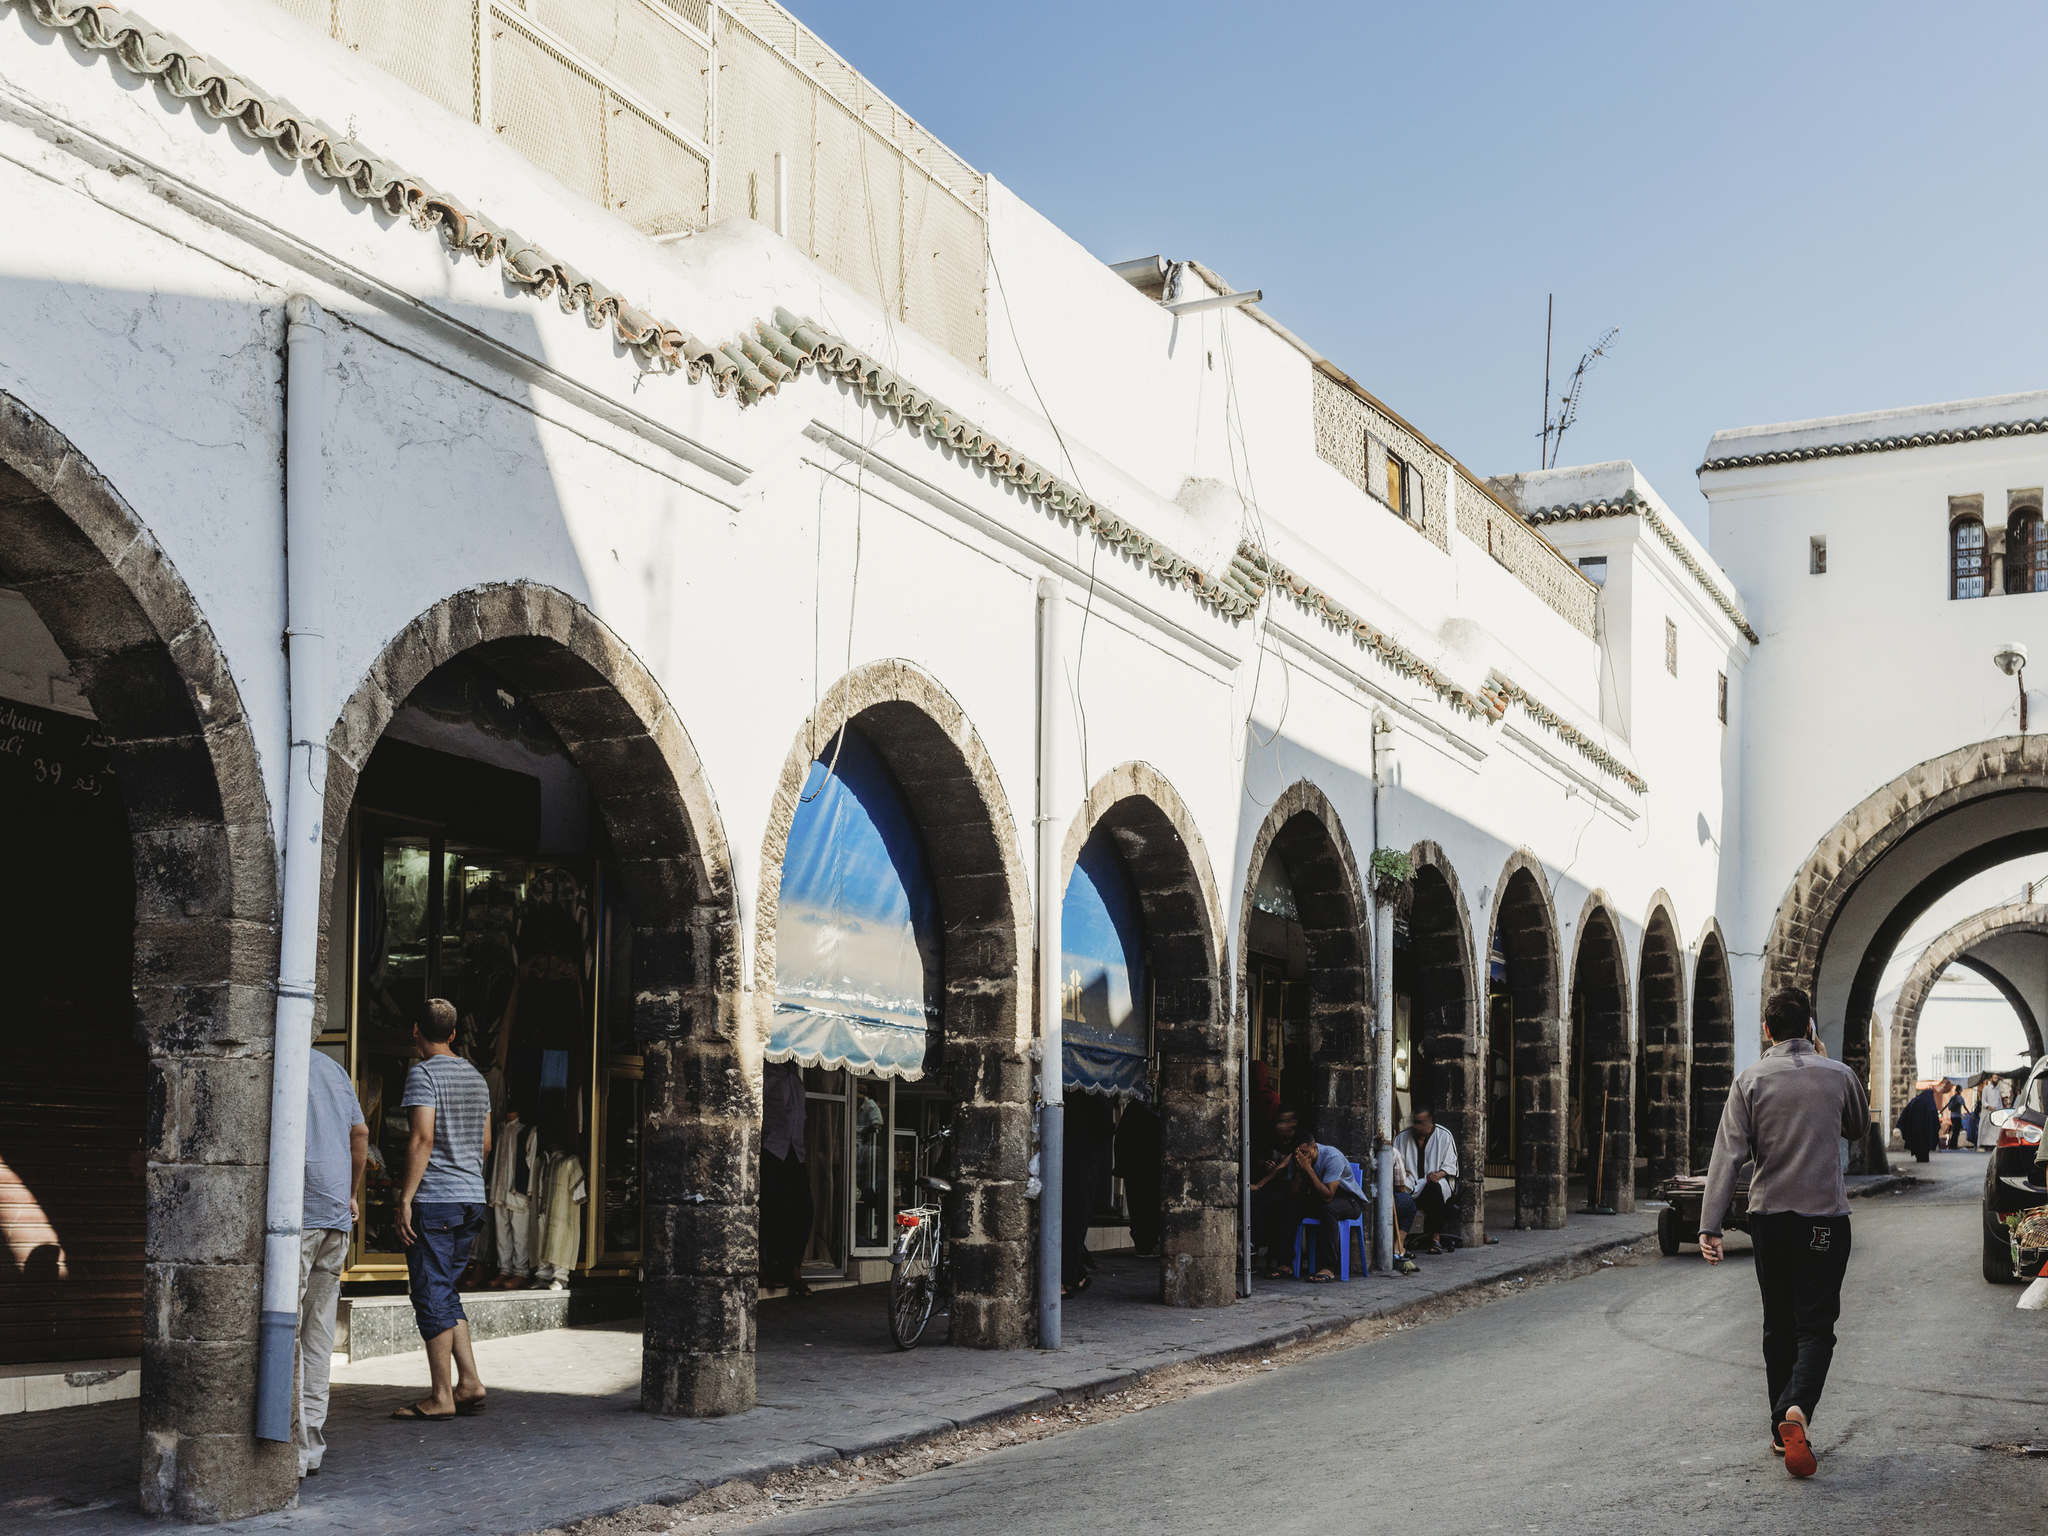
394, 997, 492, 1421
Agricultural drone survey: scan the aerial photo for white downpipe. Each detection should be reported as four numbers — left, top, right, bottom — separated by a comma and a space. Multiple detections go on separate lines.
255, 296, 329, 1442
1034, 576, 1064, 1350
1371, 714, 1396, 1275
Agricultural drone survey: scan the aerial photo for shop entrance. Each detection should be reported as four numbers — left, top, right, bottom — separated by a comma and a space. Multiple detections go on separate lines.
1569, 901, 1633, 1215
1488, 859, 1565, 1229
330, 655, 642, 1298
760, 725, 948, 1297
0, 638, 139, 1366
1392, 854, 1480, 1243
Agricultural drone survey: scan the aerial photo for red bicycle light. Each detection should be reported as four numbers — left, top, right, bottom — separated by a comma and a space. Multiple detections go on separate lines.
896, 1213, 921, 1227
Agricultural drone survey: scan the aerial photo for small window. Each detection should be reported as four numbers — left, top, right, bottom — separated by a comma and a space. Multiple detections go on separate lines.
2008, 509, 2048, 594
1952, 515, 1988, 599
1717, 671, 1728, 724
1664, 618, 1678, 676
1577, 556, 1607, 587
1809, 536, 1827, 575
1384, 451, 1412, 521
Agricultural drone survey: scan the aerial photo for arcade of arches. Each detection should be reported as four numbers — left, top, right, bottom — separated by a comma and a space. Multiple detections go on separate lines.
0, 412, 1766, 1517
1765, 735, 2048, 1161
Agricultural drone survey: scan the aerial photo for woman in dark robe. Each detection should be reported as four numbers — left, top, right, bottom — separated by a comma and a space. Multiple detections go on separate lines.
1897, 1086, 1939, 1163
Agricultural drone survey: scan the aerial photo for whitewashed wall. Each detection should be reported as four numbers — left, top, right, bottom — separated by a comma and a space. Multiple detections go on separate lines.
0, 0, 1745, 1058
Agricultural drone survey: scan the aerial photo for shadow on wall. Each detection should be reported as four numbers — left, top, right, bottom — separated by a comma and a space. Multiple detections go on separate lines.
0, 267, 748, 1519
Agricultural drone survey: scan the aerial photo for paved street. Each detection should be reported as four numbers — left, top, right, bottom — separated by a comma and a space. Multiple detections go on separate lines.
765, 1153, 2048, 1535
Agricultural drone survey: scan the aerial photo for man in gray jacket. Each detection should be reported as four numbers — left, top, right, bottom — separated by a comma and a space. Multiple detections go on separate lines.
1699, 986, 1869, 1478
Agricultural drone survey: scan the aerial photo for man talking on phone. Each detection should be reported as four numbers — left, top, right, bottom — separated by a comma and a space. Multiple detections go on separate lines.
1698, 987, 1869, 1479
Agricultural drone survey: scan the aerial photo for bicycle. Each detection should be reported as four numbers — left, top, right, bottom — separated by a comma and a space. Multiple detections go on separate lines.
887, 1125, 954, 1349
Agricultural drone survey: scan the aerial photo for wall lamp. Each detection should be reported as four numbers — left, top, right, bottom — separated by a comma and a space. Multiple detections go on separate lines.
1995, 640, 2029, 733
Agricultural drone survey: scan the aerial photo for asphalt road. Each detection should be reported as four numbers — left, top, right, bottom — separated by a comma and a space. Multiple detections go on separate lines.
764, 1154, 2048, 1535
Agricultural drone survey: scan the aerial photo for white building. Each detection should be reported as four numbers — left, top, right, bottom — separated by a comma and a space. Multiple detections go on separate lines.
0, 0, 2023, 1520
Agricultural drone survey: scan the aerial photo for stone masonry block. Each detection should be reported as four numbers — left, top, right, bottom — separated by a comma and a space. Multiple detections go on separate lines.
147, 1054, 272, 1165
145, 1260, 260, 1343
146, 1164, 266, 1266
141, 1338, 261, 1438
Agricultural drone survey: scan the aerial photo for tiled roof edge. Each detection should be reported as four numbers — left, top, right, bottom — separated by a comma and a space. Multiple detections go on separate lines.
1702, 415, 2048, 472
12, 0, 1258, 624
1523, 491, 1761, 644
1241, 543, 1647, 794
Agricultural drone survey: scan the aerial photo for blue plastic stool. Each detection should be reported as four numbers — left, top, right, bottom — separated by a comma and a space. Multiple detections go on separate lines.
1292, 1162, 1370, 1280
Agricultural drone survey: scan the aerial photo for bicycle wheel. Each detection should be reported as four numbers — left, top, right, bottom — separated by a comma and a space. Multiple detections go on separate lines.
888, 1224, 937, 1349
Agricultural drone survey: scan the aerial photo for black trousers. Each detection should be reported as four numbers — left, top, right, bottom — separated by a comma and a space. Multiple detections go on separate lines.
1749, 1211, 1852, 1429
759, 1149, 812, 1287
1415, 1181, 1450, 1239
1257, 1182, 1364, 1274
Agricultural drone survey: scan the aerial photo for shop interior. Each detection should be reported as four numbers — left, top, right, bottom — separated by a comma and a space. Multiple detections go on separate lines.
326, 656, 643, 1297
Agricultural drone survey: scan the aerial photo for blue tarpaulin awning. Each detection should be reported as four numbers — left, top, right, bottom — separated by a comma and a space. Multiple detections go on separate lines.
770, 729, 940, 1081
1061, 830, 1149, 1100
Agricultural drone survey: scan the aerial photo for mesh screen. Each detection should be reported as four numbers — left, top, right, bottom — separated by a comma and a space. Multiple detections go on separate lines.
712, 16, 814, 243
902, 166, 987, 368
264, 0, 334, 33
654, 0, 711, 31
336, 0, 477, 120
607, 101, 710, 237
533, 0, 709, 143
491, 19, 605, 206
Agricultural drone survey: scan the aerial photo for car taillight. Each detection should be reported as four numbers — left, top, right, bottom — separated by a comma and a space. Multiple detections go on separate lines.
1999, 1122, 2044, 1148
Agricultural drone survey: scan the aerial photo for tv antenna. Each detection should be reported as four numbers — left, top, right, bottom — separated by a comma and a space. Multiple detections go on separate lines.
1539, 298, 1619, 469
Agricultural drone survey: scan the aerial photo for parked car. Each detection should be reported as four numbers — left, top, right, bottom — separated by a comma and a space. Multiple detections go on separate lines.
1655, 1172, 1749, 1256
1982, 1057, 2048, 1283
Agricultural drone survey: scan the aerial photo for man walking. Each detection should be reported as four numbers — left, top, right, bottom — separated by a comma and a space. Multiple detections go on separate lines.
298, 1043, 367, 1476
1699, 987, 1869, 1478
394, 998, 492, 1421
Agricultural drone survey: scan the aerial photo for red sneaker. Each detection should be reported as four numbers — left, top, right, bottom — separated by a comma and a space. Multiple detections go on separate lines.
1778, 1419, 1816, 1478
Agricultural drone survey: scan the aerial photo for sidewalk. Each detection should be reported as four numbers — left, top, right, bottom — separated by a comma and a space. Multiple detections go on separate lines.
9, 1175, 1912, 1535
5, 1176, 1916, 1534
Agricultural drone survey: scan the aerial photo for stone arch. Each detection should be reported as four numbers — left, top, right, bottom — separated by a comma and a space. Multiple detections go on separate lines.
1236, 782, 1372, 1169
1485, 852, 1564, 1229
1635, 892, 1689, 1186
755, 660, 1033, 1347
1889, 902, 2048, 1114
318, 583, 747, 1416
1690, 920, 1736, 1171
1402, 840, 1482, 1244
1762, 735, 2048, 1087
0, 394, 287, 1518
1568, 893, 1633, 1214
1059, 763, 1230, 1307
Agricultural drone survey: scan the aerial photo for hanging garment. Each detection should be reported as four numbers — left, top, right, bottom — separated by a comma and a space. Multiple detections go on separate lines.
490, 1120, 541, 1279
534, 1152, 588, 1283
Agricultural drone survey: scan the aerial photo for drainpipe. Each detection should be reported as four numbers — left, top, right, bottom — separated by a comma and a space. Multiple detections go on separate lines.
255, 296, 329, 1442
1370, 713, 1396, 1274
1035, 576, 1065, 1350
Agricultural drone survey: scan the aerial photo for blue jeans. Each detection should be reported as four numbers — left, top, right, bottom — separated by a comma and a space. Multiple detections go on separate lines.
407, 1201, 485, 1340
1394, 1190, 1418, 1233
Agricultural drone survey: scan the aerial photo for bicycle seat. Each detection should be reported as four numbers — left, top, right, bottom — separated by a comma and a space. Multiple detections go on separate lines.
919, 1175, 952, 1194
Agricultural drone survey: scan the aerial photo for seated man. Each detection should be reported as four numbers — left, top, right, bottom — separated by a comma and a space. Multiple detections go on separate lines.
1392, 1107, 1459, 1254
1253, 1115, 1367, 1281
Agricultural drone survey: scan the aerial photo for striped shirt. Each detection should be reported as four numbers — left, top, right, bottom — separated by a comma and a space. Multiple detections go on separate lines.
400, 1053, 491, 1203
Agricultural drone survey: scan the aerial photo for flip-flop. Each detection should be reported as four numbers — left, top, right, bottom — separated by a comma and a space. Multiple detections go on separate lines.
390, 1404, 456, 1422
1308, 1270, 1337, 1284
1777, 1420, 1816, 1478
455, 1398, 488, 1417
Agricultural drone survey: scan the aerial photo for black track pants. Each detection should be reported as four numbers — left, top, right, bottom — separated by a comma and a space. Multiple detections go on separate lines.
1748, 1211, 1852, 1429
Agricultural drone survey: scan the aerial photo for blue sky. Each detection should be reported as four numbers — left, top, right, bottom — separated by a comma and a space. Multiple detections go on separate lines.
792, 2, 2048, 534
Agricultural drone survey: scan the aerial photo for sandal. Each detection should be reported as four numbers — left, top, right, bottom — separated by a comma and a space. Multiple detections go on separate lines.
1308, 1269, 1337, 1283
390, 1404, 455, 1422
454, 1397, 487, 1416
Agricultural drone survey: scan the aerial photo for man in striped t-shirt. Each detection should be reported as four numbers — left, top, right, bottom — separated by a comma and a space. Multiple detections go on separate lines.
393, 998, 493, 1421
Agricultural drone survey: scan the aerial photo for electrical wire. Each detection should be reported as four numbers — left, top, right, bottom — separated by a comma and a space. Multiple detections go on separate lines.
986, 241, 1099, 795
